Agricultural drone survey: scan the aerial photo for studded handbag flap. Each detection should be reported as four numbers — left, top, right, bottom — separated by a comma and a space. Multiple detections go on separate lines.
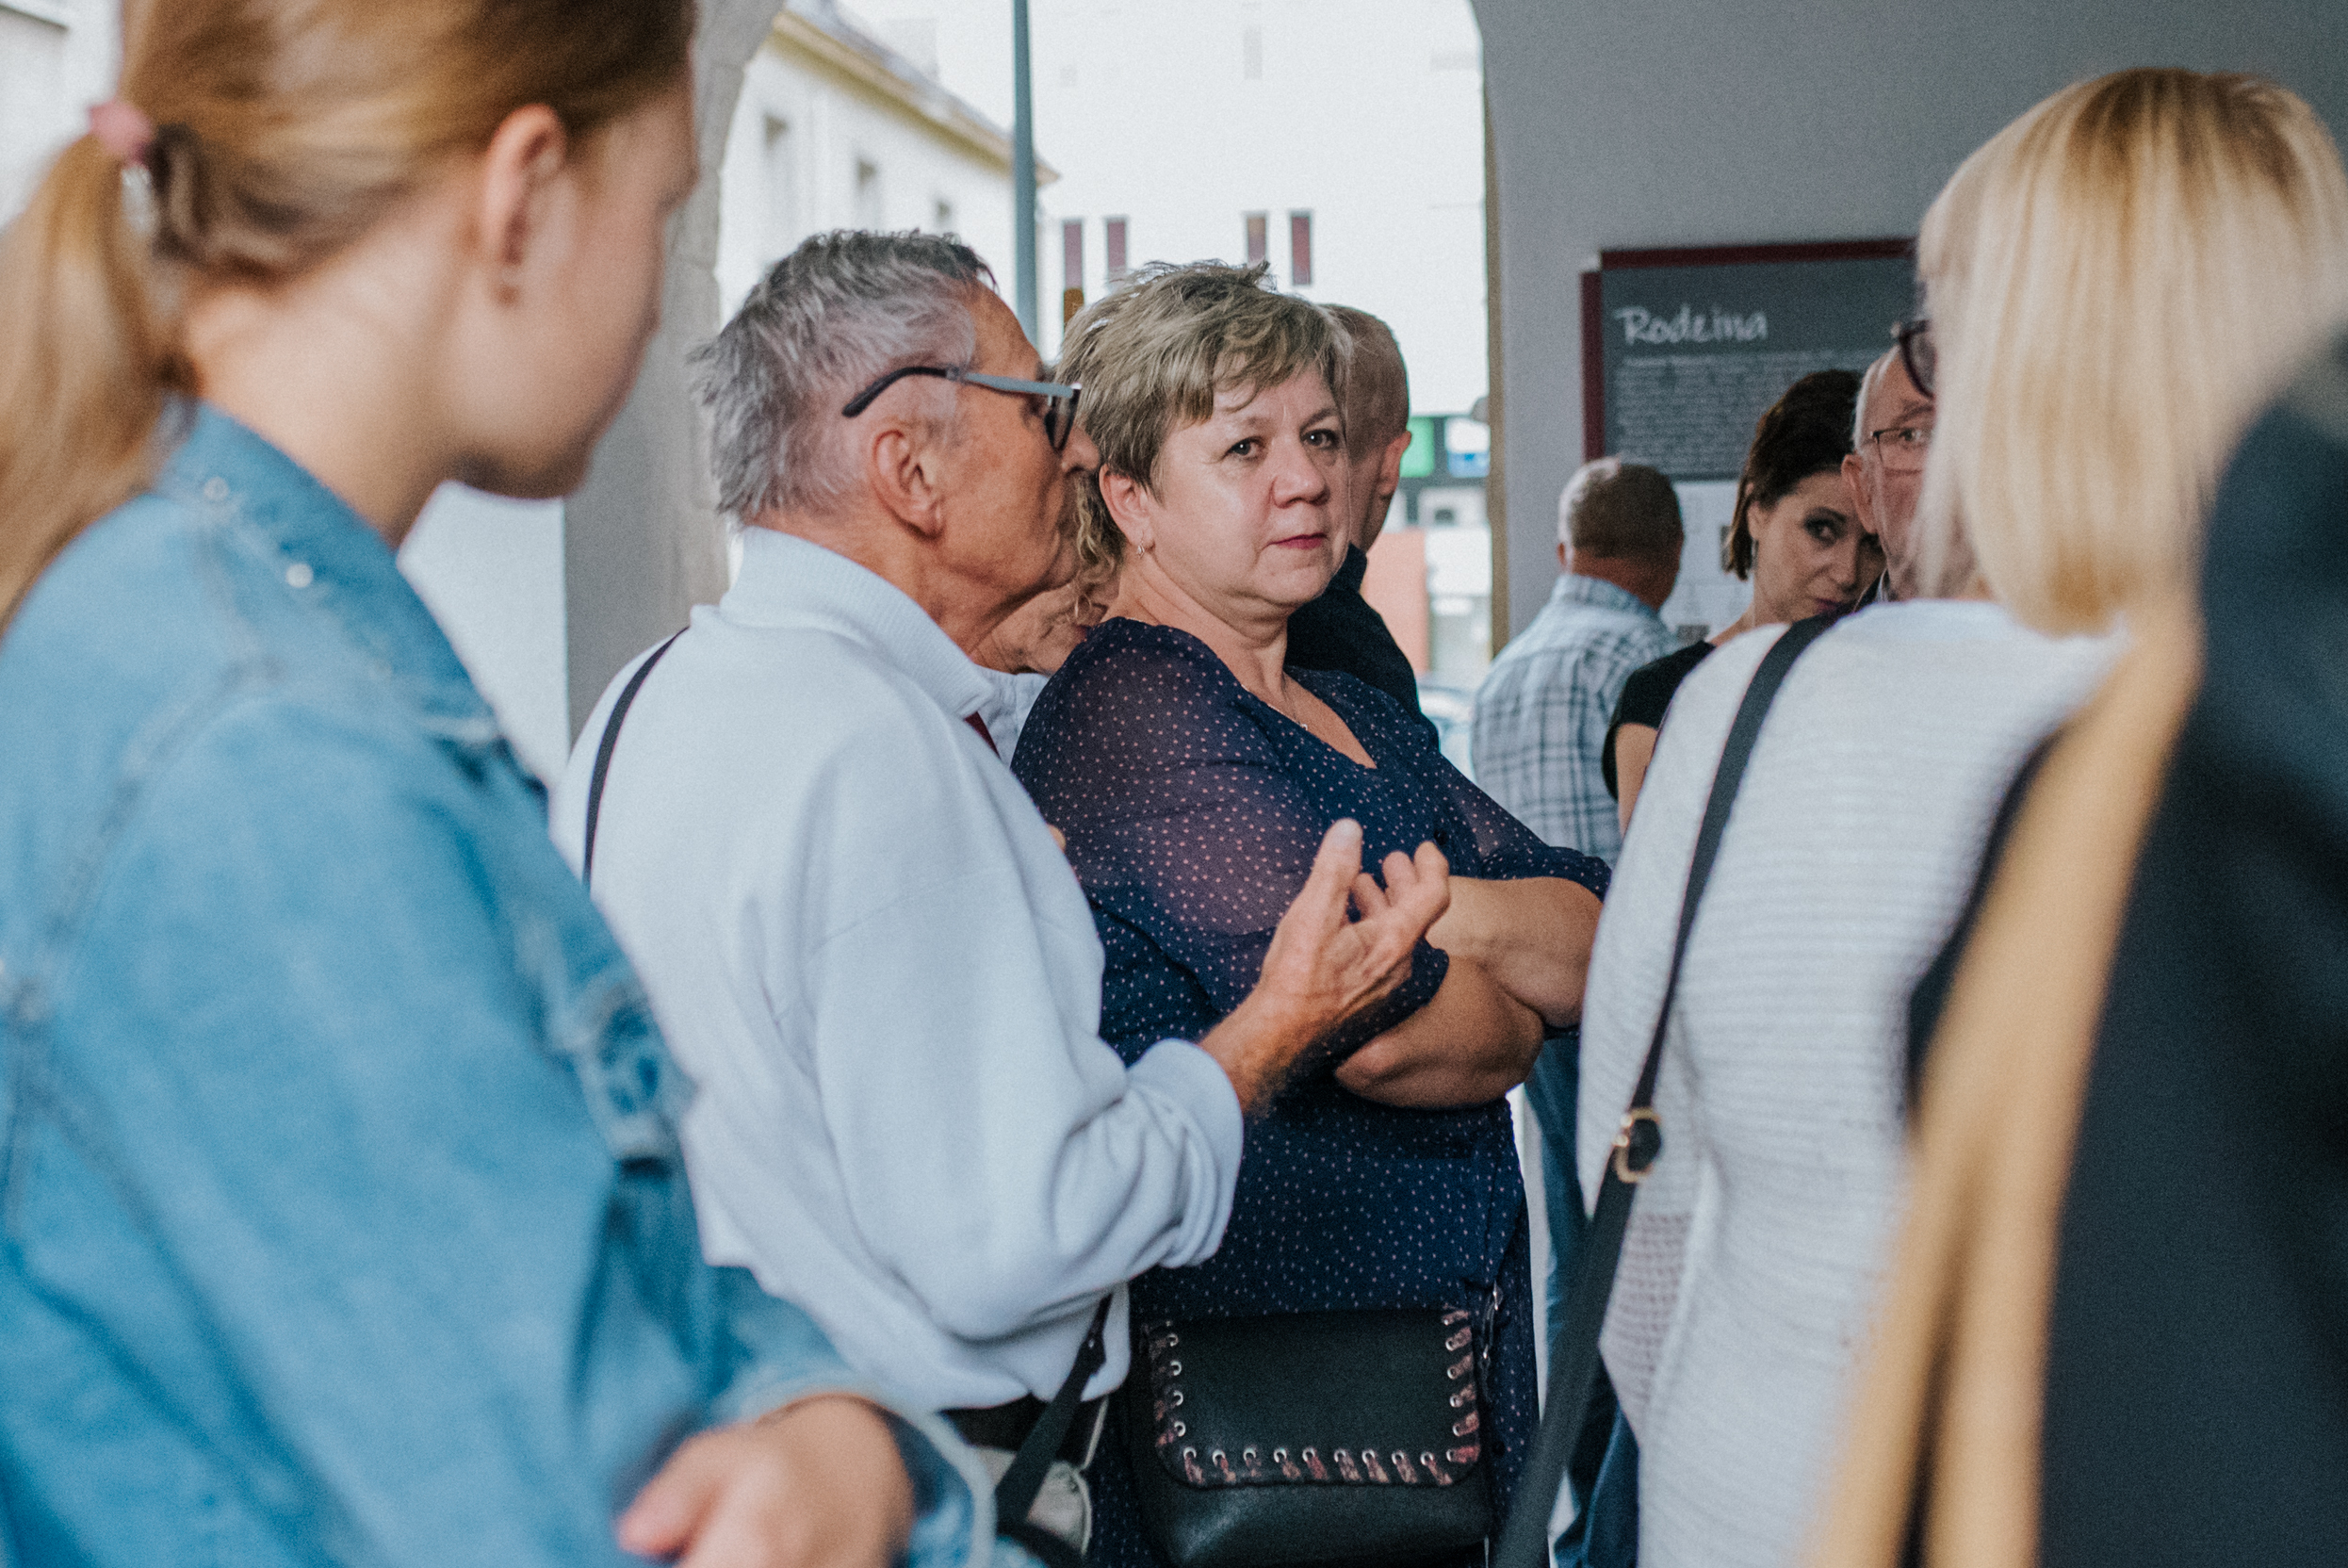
1122, 1306, 1494, 1568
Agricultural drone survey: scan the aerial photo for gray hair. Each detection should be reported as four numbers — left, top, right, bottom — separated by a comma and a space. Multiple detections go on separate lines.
693, 230, 994, 519
1852, 348, 1896, 453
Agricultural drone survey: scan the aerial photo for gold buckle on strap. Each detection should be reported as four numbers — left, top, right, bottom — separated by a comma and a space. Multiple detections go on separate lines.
1611, 1106, 1662, 1184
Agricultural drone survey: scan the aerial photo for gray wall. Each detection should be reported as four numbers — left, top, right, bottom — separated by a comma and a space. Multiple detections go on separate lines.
1471, 0, 2348, 644
563, 0, 777, 737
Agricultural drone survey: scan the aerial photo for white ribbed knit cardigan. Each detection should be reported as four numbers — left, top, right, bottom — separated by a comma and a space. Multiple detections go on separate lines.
1573, 602, 2115, 1568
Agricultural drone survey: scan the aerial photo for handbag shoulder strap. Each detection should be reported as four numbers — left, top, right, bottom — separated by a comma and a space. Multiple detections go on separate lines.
1494, 612, 1833, 1568
993, 1294, 1113, 1568
581, 629, 684, 890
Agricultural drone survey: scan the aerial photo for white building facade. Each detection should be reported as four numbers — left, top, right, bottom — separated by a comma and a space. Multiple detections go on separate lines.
716, 0, 1041, 317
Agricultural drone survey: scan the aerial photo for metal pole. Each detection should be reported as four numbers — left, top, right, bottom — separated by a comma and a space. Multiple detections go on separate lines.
1011, 0, 1037, 339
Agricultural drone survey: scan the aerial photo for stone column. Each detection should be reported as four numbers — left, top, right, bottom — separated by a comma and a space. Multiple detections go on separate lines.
563, 0, 780, 736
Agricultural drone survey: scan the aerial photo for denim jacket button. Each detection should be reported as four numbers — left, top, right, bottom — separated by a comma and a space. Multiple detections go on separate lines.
202, 476, 230, 503
285, 563, 314, 590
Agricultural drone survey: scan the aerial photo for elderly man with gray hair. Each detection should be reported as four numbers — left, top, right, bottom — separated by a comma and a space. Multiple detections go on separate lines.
1845, 330, 1936, 599
550, 231, 1444, 1555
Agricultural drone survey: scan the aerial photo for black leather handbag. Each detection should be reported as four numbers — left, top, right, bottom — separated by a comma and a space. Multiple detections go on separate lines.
1120, 1307, 1494, 1568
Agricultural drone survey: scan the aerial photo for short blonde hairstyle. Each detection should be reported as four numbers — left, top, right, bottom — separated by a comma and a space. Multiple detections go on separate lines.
1917, 69, 2348, 630
1056, 260, 1342, 575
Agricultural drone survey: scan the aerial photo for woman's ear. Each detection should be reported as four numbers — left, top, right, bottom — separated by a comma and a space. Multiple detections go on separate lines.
475, 105, 571, 294
1098, 467, 1156, 554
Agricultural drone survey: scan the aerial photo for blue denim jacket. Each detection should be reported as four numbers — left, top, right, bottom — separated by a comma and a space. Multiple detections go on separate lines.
0, 407, 986, 1567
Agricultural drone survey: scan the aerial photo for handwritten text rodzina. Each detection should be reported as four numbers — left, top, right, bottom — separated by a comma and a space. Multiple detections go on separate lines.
1614, 305, 1768, 346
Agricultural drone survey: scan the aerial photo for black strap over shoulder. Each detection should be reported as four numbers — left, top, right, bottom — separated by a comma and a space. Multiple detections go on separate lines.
1493, 613, 1833, 1568
993, 1295, 1113, 1568
581, 630, 684, 890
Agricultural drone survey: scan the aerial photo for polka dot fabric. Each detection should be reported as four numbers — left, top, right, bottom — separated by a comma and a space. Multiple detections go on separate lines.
1013, 618, 1608, 1567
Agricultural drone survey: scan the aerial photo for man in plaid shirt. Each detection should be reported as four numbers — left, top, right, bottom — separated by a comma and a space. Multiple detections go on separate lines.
1473, 458, 1685, 868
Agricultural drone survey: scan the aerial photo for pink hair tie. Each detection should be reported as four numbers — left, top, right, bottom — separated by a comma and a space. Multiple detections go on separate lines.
88, 101, 157, 168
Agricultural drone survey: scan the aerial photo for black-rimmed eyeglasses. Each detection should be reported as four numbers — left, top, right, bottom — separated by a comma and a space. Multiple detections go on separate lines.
1895, 318, 1936, 400
840, 364, 1082, 450
1866, 423, 1932, 472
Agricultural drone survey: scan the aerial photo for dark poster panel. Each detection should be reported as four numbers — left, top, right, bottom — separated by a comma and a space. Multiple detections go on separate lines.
1579, 241, 1916, 481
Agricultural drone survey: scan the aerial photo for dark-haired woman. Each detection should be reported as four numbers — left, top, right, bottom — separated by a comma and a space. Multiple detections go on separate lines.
0, 4, 979, 1564
1604, 368, 1878, 824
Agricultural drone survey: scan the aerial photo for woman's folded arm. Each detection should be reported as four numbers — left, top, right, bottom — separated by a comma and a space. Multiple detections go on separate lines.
1334, 955, 1545, 1107
1428, 874, 1602, 1029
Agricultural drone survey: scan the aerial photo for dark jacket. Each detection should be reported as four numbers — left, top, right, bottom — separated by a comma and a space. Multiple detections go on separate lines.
1284, 545, 1437, 743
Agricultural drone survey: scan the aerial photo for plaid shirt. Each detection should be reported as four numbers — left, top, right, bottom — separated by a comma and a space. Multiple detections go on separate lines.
1472, 574, 1678, 866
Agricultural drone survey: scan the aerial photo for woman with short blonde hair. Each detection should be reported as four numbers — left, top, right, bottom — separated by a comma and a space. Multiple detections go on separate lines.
1016, 261, 1606, 1568
1571, 67, 2347, 1568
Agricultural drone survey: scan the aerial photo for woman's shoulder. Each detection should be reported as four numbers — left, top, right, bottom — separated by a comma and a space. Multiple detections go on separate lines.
4, 490, 416, 808
1052, 616, 1231, 683
1832, 599, 2118, 676
1291, 664, 1429, 746
1614, 638, 1718, 729
1762, 603, 2116, 739
1015, 618, 1255, 786
1026, 618, 1242, 727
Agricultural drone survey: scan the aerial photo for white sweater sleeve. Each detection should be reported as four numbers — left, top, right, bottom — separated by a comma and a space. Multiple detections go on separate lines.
798, 805, 1244, 1345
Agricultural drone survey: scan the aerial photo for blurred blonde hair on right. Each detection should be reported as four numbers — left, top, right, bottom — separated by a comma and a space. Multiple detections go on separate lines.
1915, 69, 2348, 629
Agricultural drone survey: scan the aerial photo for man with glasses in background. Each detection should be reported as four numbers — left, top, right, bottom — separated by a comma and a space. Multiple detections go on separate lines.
1848, 319, 1938, 599
551, 232, 1444, 1556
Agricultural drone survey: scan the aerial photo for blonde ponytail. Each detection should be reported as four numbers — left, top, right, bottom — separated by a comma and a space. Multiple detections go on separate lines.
0, 0, 693, 631
0, 134, 187, 623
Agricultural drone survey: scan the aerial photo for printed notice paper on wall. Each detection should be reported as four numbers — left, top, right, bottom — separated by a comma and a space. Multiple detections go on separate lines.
1581, 242, 1916, 482
1577, 240, 1915, 642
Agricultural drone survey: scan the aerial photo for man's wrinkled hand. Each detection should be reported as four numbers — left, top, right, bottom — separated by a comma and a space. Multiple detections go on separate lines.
616, 1395, 914, 1568
1269, 819, 1449, 1026
1203, 820, 1450, 1113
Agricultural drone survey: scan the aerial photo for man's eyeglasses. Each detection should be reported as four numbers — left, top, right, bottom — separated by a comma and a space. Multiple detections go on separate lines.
840, 364, 1082, 451
1895, 318, 1936, 399
1866, 423, 1933, 473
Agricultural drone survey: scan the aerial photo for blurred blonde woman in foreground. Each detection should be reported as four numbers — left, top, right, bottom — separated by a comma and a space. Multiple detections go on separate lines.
1572, 67, 2348, 1568
0, 2, 987, 1563
1811, 70, 2348, 1568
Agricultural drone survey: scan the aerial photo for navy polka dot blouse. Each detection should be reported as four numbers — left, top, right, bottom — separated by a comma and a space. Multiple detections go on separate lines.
1013, 617, 1608, 1566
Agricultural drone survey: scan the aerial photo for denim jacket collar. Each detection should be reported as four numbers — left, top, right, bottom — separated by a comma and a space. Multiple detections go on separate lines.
160, 402, 502, 748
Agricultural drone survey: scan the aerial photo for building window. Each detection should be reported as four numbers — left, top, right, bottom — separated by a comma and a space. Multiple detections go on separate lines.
855, 158, 883, 228
1104, 217, 1129, 283
1245, 213, 1267, 266
1289, 211, 1313, 287
1242, 24, 1263, 80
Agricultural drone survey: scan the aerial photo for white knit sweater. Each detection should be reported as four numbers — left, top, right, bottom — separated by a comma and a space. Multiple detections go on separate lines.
1573, 602, 2115, 1568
